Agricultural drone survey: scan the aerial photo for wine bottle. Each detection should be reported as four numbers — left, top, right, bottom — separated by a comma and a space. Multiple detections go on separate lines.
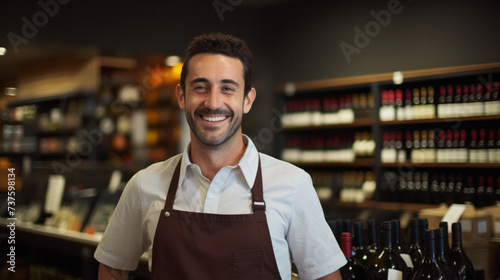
449, 223, 475, 280
418, 219, 429, 248
477, 129, 488, 163
393, 219, 415, 274
496, 176, 500, 204
484, 81, 500, 115
366, 219, 379, 262
469, 129, 479, 163
340, 232, 367, 279
436, 227, 459, 280
438, 85, 448, 118
365, 221, 411, 280
476, 176, 486, 208
391, 220, 403, 253
474, 83, 485, 116
485, 176, 495, 207
396, 89, 405, 121
404, 89, 414, 120
487, 129, 499, 163
352, 221, 369, 263
412, 230, 454, 280
407, 218, 424, 273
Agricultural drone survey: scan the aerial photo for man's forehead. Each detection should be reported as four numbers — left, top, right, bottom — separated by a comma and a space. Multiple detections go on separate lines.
188, 53, 244, 74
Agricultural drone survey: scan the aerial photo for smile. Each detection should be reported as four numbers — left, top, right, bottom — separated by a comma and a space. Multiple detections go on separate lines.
202, 115, 228, 122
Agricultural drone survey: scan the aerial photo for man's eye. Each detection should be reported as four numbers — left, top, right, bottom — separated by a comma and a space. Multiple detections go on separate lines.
195, 85, 208, 91
222, 86, 234, 92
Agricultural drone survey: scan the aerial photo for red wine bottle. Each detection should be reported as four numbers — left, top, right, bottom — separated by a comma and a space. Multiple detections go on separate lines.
449, 223, 475, 280
412, 230, 454, 280
365, 221, 411, 280
340, 232, 367, 279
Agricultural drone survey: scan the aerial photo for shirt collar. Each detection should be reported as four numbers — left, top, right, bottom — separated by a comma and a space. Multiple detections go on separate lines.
180, 135, 259, 189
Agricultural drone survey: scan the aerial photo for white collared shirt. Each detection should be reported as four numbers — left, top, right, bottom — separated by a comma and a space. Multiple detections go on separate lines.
94, 135, 346, 280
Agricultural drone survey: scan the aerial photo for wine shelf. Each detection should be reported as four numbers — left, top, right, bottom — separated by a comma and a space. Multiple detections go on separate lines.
277, 62, 500, 210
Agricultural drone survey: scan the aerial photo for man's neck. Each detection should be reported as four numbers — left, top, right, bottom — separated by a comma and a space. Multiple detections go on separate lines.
189, 134, 247, 181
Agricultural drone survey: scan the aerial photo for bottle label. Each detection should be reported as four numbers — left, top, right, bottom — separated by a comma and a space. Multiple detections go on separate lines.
387, 268, 403, 280
400, 253, 414, 268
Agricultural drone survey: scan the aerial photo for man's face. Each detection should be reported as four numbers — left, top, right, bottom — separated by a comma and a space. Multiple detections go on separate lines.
176, 53, 255, 147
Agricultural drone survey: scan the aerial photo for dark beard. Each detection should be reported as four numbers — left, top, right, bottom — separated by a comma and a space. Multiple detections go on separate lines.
187, 108, 241, 147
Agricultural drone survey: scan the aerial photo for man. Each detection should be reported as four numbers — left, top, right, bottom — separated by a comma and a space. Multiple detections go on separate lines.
95, 33, 346, 280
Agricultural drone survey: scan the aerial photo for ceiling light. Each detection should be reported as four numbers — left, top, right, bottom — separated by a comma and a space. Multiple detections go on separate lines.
0, 47, 6, 56
165, 55, 181, 67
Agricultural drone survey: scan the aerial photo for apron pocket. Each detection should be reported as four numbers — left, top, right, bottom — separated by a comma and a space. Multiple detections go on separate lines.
233, 249, 264, 280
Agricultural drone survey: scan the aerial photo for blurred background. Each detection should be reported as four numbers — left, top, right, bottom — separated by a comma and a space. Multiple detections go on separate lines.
1, 0, 500, 279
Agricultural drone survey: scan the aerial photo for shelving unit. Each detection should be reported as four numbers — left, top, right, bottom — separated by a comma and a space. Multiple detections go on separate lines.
0, 54, 182, 279
276, 62, 500, 210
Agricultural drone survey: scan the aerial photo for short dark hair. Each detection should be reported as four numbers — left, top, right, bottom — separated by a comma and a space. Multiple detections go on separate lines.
180, 33, 253, 96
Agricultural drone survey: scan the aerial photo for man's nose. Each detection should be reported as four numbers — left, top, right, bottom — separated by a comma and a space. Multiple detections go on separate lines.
204, 89, 221, 110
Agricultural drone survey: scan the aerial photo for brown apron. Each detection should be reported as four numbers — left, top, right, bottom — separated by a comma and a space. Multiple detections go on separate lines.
151, 157, 282, 280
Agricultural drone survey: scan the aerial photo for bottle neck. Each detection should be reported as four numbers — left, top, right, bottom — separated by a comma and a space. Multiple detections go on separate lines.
424, 231, 438, 260
392, 220, 401, 247
341, 232, 353, 258
452, 224, 464, 249
368, 221, 378, 246
409, 219, 420, 245
380, 222, 393, 249
353, 222, 364, 248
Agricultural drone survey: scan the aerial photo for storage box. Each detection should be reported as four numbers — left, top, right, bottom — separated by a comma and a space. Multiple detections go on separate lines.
480, 205, 500, 238
418, 204, 493, 246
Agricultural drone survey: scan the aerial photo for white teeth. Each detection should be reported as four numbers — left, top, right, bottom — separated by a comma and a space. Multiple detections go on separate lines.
203, 116, 227, 122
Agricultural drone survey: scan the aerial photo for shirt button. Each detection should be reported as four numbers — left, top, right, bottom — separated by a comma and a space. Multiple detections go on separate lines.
164, 211, 170, 217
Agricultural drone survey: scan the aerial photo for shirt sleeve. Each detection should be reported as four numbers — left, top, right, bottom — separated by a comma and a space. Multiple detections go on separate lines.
94, 173, 149, 271
287, 171, 347, 280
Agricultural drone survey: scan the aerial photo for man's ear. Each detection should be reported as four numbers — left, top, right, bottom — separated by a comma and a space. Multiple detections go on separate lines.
243, 87, 256, 114
176, 84, 185, 110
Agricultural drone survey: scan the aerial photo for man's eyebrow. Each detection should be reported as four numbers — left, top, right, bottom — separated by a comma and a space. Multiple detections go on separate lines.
220, 79, 240, 88
190, 77, 209, 86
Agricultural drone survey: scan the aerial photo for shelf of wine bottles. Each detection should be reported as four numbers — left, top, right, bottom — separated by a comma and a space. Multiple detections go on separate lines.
381, 128, 500, 164
281, 91, 374, 128
281, 131, 375, 164
310, 170, 376, 204
278, 64, 500, 208
379, 81, 500, 122
380, 170, 500, 207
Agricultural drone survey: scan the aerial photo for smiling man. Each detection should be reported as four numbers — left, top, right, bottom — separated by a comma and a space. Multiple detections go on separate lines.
95, 33, 346, 280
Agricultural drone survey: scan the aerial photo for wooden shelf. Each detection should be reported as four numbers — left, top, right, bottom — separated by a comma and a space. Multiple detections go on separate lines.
277, 62, 500, 93
334, 200, 440, 212
380, 114, 500, 126
381, 161, 500, 169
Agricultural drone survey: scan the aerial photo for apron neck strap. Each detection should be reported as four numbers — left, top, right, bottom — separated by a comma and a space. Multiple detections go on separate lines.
165, 156, 265, 212
251, 157, 266, 212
